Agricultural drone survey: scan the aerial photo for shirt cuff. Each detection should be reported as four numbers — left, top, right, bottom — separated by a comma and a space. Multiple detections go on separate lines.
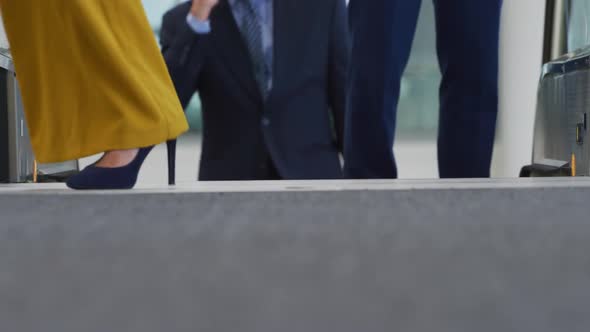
186, 13, 212, 34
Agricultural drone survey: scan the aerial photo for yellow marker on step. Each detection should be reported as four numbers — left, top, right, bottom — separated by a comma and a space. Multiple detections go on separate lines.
571, 153, 577, 177
33, 160, 38, 183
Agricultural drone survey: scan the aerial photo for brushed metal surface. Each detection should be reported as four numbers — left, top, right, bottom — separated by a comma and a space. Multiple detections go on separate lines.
533, 48, 590, 175
0, 52, 12, 72
5, 71, 35, 183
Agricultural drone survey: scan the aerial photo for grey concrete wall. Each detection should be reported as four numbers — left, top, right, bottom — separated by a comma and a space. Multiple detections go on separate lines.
1, 180, 590, 332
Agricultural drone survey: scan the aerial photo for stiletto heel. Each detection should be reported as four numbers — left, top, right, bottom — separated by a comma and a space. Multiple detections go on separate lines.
167, 139, 177, 185
66, 146, 154, 190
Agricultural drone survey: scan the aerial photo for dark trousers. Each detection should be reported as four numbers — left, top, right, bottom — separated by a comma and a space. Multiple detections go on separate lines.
257, 158, 282, 180
344, 0, 502, 178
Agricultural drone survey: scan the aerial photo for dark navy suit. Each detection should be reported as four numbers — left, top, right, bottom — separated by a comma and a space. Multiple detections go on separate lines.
161, 0, 349, 180
345, 0, 503, 178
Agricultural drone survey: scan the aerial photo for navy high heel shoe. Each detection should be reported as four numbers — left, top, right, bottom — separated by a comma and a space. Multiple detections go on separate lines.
66, 140, 177, 190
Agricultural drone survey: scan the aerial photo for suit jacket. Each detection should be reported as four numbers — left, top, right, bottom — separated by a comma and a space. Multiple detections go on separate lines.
161, 0, 349, 181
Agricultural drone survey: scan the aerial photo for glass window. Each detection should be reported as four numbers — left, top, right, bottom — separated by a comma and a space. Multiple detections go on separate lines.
392, 2, 440, 178
567, 0, 590, 52
397, 1, 440, 139
143, 0, 183, 33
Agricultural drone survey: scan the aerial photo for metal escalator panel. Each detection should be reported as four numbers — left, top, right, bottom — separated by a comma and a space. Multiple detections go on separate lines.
533, 48, 590, 176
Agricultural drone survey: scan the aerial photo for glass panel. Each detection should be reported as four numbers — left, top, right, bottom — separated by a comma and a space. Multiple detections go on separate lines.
394, 2, 439, 177
397, 1, 440, 139
567, 0, 590, 52
142, 0, 183, 33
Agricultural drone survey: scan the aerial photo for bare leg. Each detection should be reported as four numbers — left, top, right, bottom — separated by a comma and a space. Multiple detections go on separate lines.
94, 149, 140, 168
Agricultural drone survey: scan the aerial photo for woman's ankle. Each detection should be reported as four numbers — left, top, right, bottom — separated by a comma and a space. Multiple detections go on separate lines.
95, 149, 139, 168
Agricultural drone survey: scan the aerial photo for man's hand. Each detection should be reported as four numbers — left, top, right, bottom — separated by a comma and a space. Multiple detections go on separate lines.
191, 0, 219, 21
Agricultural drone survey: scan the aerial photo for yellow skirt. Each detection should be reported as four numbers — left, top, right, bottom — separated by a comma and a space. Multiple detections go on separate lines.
0, 0, 188, 163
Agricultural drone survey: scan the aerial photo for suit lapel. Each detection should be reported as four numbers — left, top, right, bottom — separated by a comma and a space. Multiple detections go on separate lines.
210, 0, 261, 102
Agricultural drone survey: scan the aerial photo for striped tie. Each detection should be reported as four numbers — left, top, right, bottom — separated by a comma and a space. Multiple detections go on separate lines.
237, 0, 270, 98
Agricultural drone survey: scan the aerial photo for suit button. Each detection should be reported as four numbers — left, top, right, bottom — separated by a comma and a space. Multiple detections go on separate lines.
261, 117, 271, 127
